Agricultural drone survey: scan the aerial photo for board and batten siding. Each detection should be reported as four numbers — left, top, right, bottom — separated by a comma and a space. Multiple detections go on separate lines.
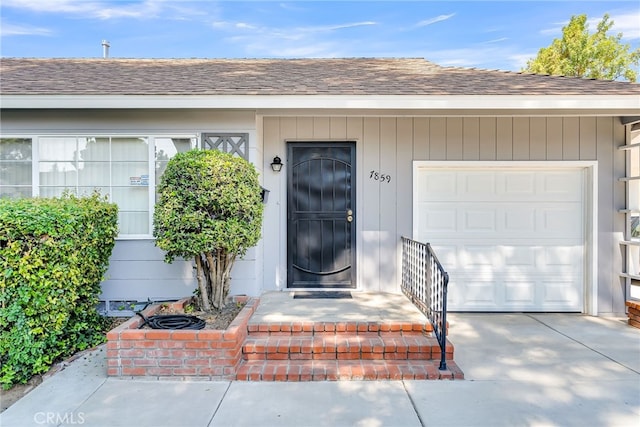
262, 116, 626, 314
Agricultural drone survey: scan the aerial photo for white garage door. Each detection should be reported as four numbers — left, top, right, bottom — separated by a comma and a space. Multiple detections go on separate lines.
415, 166, 585, 312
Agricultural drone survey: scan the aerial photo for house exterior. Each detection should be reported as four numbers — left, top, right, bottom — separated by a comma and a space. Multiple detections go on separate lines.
1, 58, 639, 316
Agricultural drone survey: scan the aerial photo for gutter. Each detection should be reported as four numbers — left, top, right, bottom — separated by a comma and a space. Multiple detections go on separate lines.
1, 94, 639, 113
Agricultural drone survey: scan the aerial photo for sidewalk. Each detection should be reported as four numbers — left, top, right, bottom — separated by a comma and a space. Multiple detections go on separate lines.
2, 313, 638, 427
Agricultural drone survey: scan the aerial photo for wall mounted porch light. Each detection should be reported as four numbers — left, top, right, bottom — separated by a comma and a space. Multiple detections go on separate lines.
270, 156, 283, 172
260, 187, 270, 203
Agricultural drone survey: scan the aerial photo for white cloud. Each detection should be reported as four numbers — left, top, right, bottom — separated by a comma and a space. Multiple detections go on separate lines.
212, 21, 232, 30
211, 19, 377, 57
425, 45, 536, 71
542, 10, 640, 40
608, 11, 640, 39
213, 20, 375, 35
2, 0, 142, 17
539, 22, 564, 37
1, 0, 94, 13
235, 22, 258, 30
415, 14, 455, 28
509, 53, 537, 70
320, 22, 377, 31
278, 2, 307, 13
483, 37, 509, 44
249, 41, 340, 58
0, 22, 53, 37
0, 0, 202, 21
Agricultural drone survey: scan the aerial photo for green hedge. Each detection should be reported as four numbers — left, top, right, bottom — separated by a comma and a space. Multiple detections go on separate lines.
0, 193, 118, 389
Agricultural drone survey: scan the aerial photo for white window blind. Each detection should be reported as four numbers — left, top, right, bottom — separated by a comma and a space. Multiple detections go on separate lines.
1, 134, 199, 237
0, 138, 33, 199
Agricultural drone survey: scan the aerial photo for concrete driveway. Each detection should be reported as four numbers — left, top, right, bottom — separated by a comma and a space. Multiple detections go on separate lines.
1, 313, 638, 427
404, 313, 640, 426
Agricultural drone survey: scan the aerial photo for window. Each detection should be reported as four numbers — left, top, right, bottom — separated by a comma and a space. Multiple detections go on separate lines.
39, 136, 151, 234
155, 137, 197, 201
0, 135, 198, 237
0, 138, 32, 199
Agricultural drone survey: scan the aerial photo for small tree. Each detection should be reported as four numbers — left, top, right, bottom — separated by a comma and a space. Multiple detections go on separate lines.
523, 14, 640, 82
153, 150, 263, 311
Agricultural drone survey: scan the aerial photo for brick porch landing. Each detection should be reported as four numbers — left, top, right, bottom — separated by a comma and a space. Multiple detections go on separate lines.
236, 291, 464, 381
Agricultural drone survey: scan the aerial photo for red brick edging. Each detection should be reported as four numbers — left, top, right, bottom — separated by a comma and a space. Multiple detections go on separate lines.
626, 300, 640, 329
106, 296, 258, 380
106, 296, 464, 381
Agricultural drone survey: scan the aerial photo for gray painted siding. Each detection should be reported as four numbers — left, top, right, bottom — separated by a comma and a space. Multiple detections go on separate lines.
102, 240, 195, 302
2, 109, 628, 313
263, 116, 626, 314
1, 108, 261, 305
102, 243, 260, 302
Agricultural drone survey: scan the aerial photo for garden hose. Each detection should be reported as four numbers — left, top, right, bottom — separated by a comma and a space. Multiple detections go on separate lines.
136, 312, 206, 330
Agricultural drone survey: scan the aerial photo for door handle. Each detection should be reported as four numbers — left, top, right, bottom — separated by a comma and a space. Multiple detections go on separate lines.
347, 209, 353, 223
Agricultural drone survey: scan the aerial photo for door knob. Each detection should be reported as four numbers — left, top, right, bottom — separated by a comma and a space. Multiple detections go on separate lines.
347, 215, 353, 223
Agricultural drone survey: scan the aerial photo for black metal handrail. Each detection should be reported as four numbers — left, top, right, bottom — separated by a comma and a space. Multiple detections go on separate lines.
401, 236, 449, 371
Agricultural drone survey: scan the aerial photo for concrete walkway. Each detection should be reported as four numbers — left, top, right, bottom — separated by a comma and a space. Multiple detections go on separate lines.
2, 313, 638, 427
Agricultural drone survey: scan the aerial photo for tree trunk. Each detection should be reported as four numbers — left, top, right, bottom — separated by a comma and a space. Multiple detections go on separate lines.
222, 253, 235, 300
194, 254, 211, 311
205, 251, 221, 310
203, 249, 236, 310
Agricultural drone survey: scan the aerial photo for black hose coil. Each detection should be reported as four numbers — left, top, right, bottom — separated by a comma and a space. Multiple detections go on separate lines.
137, 313, 206, 330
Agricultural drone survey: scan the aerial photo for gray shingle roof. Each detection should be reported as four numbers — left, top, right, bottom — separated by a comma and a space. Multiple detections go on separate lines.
1, 58, 638, 96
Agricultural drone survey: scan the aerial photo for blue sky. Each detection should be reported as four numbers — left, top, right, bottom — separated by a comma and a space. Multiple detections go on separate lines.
1, 1, 639, 72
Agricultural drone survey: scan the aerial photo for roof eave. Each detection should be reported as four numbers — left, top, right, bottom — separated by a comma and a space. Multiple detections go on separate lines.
1, 94, 638, 114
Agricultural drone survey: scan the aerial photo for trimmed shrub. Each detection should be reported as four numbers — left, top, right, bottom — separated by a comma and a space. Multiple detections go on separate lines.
0, 193, 118, 389
154, 149, 263, 311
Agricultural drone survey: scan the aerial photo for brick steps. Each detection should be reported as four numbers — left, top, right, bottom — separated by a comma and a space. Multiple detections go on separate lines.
243, 333, 449, 361
236, 320, 463, 381
247, 321, 433, 335
626, 301, 640, 329
237, 359, 464, 381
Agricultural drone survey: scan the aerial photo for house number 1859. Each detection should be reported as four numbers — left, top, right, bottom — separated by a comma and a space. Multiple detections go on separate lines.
369, 170, 391, 183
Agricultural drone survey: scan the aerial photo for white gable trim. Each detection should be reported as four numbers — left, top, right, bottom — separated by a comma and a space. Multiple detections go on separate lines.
2, 94, 639, 113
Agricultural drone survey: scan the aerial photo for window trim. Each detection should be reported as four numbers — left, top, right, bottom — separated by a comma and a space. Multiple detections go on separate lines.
2, 133, 199, 240
0, 135, 37, 198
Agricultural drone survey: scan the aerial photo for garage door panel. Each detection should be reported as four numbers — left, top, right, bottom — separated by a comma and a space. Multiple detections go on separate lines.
448, 275, 583, 311
505, 208, 536, 232
417, 203, 456, 232
418, 169, 583, 203
417, 171, 456, 198
432, 243, 581, 272
419, 203, 582, 240
463, 210, 496, 232
449, 278, 498, 308
504, 281, 535, 304
460, 245, 501, 267
542, 246, 583, 268
503, 246, 536, 268
542, 280, 582, 307
430, 245, 459, 270
504, 172, 535, 195
445, 270, 583, 312
541, 205, 583, 236
463, 173, 497, 196
540, 171, 583, 199
416, 167, 585, 312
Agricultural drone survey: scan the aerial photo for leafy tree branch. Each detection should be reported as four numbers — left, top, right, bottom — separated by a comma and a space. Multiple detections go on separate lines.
523, 14, 640, 82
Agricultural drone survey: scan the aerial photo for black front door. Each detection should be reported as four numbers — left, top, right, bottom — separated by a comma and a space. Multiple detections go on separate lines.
287, 143, 356, 288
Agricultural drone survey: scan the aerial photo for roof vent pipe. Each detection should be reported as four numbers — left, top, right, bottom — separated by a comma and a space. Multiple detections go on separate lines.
101, 40, 110, 58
